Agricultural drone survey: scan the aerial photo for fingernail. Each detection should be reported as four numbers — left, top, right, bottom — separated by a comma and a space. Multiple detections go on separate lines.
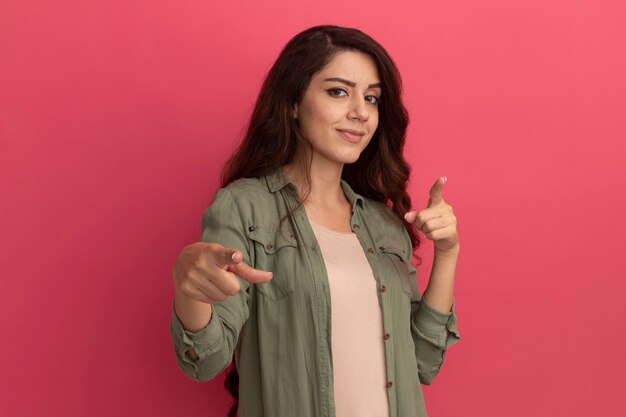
443, 176, 447, 183
231, 252, 238, 261
404, 213, 409, 221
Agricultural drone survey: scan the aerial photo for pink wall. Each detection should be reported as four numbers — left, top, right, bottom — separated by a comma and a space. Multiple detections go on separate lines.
2, 1, 625, 416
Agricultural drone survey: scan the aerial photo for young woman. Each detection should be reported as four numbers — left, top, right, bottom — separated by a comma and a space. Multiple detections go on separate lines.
169, 25, 461, 417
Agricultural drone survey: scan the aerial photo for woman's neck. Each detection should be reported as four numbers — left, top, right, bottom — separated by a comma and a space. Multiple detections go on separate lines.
283, 155, 354, 232
283, 155, 345, 207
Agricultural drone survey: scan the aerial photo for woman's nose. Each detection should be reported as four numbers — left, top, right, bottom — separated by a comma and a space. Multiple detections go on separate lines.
347, 97, 369, 121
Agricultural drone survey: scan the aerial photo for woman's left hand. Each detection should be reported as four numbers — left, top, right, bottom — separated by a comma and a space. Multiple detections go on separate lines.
404, 176, 459, 254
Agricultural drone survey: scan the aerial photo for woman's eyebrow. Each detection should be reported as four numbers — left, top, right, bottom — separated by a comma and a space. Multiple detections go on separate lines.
323, 77, 381, 89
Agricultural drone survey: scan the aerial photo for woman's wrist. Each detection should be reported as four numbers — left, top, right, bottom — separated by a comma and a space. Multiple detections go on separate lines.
174, 291, 213, 332
434, 243, 460, 259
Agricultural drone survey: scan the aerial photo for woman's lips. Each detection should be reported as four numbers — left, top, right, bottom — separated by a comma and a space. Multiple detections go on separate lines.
336, 129, 365, 143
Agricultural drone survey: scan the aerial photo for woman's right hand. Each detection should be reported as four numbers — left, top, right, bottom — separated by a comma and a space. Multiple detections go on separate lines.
173, 242, 273, 305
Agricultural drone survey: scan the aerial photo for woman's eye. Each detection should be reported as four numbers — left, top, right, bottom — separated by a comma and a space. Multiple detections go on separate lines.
327, 88, 347, 97
366, 95, 380, 105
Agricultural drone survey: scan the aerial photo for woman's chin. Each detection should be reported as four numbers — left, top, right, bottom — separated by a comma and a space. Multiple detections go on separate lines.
342, 151, 365, 165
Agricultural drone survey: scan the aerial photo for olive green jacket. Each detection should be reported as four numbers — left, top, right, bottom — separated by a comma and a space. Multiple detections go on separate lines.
170, 168, 460, 417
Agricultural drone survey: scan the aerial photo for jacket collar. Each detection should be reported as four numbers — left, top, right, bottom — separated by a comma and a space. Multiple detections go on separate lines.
264, 167, 365, 210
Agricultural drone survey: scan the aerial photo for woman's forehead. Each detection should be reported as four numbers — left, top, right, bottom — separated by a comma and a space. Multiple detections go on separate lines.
314, 51, 380, 85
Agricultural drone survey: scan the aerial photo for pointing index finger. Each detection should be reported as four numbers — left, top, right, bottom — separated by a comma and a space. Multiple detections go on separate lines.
428, 176, 447, 206
216, 246, 273, 284
228, 262, 273, 284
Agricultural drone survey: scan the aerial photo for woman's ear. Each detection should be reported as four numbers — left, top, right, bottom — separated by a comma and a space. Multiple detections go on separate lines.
292, 104, 298, 119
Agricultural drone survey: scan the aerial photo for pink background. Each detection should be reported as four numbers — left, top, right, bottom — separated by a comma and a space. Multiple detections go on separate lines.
2, 1, 625, 416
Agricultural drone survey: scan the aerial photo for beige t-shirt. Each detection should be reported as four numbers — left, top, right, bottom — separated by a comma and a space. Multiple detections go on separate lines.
310, 220, 390, 417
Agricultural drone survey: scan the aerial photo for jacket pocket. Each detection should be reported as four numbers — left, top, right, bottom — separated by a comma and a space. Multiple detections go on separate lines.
378, 238, 413, 298
246, 225, 298, 301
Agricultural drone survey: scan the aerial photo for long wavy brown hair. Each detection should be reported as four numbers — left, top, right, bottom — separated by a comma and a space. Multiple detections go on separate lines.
220, 25, 420, 417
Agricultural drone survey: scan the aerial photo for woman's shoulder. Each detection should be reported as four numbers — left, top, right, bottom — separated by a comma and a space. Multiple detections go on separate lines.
360, 197, 412, 250
221, 176, 269, 197
209, 176, 280, 220
362, 197, 404, 229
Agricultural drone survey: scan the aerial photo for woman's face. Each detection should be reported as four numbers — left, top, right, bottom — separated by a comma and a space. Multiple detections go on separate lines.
294, 50, 381, 167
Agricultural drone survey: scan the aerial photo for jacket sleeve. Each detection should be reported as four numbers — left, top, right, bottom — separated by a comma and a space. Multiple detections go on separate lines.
169, 187, 252, 382
402, 228, 461, 385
